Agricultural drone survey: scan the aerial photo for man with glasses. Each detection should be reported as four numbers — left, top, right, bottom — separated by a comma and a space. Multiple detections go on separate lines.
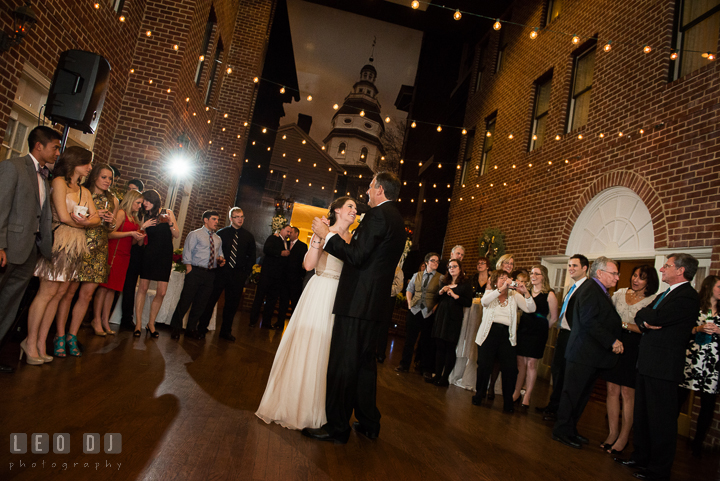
616, 254, 699, 480
553, 256, 623, 449
396, 252, 442, 378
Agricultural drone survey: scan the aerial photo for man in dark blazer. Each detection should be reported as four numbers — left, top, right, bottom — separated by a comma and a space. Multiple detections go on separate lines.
0, 126, 61, 372
616, 253, 700, 481
277, 226, 307, 328
249, 225, 291, 329
304, 172, 405, 444
553, 256, 623, 449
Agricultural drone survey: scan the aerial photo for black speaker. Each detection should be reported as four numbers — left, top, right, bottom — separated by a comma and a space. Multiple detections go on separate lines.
45, 50, 112, 134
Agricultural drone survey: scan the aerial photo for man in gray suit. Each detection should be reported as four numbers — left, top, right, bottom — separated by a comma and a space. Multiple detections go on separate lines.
0, 126, 61, 372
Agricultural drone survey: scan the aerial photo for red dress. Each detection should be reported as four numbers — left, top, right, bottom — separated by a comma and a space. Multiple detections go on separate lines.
101, 216, 139, 291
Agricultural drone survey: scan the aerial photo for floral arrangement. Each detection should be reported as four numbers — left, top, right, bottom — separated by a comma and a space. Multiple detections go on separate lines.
395, 292, 407, 307
478, 227, 506, 268
249, 264, 262, 284
172, 248, 186, 273
271, 214, 288, 233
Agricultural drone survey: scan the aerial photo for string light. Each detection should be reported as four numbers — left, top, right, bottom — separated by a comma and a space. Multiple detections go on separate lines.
453, 10, 462, 21
146, 30, 152, 37
555, 134, 561, 140
148, 79, 153, 84
493, 19, 501, 30
639, 129, 644, 134
129, 69, 134, 73
437, 125, 442, 132
333, 104, 339, 110
643, 45, 652, 54
462, 129, 467, 135
599, 132, 604, 138
166, 88, 171, 93
411, 121, 417, 128
94, 3, 100, 8
226, 67, 232, 74
670, 51, 678, 60
280, 86, 285, 94
618, 132, 624, 136
224, 113, 229, 118
307, 95, 313, 101
530, 28, 539, 40
508, 133, 513, 139
385, 116, 391, 123
577, 134, 583, 140
708, 52, 717, 60
253, 77, 259, 83
572, 35, 580, 44
603, 41, 612, 52
262, 128, 267, 133
532, 134, 537, 140
199, 55, 205, 61
360, 111, 365, 117
173, 45, 179, 51
119, 16, 125, 22
411, 0, 420, 9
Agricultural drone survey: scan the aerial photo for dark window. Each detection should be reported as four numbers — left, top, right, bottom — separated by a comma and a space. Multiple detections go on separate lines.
265, 169, 286, 196
195, 9, 217, 86
475, 41, 488, 93
671, 0, 720, 80
460, 130, 475, 185
546, 0, 562, 24
204, 38, 223, 105
360, 147, 368, 162
495, 28, 507, 74
530, 76, 552, 151
343, 118, 352, 124
567, 46, 595, 132
338, 142, 346, 155
479, 115, 496, 175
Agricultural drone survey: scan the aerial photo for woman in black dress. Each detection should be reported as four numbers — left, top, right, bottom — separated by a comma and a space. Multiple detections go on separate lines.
428, 259, 473, 386
471, 257, 490, 297
134, 190, 179, 337
514, 265, 558, 409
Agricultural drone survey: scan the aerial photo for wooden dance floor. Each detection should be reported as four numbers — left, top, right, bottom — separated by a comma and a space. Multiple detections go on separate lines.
1, 309, 718, 481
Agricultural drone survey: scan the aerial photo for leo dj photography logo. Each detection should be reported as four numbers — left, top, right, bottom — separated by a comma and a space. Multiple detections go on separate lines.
9, 433, 122, 472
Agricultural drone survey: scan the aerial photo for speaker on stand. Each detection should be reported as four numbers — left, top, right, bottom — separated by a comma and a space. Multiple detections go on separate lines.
44, 50, 112, 150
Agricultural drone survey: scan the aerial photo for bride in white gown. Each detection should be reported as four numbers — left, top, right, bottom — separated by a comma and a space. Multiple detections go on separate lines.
255, 197, 357, 430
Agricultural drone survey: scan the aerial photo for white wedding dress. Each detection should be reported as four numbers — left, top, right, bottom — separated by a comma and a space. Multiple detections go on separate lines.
255, 251, 343, 430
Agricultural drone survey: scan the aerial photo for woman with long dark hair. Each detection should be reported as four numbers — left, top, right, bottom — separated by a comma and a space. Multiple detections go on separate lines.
678, 275, 720, 457
55, 164, 118, 347
428, 259, 473, 386
256, 196, 356, 430
91, 190, 147, 335
134, 189, 179, 337
21, 147, 99, 363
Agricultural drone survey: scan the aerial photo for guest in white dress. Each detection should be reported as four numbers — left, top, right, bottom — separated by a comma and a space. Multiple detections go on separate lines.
600, 265, 657, 454
255, 197, 356, 430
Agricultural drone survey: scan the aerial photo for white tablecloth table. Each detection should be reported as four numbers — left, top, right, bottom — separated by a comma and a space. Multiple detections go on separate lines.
109, 270, 217, 330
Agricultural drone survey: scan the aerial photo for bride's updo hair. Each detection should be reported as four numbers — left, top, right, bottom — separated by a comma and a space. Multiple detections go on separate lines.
327, 196, 354, 226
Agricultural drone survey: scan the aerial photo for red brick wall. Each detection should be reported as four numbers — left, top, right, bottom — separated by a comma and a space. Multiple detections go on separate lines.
443, 0, 720, 446
0, 0, 275, 242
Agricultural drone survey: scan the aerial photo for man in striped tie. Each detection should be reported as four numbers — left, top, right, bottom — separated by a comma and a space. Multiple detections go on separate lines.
170, 211, 224, 340
198, 207, 256, 341
615, 253, 700, 481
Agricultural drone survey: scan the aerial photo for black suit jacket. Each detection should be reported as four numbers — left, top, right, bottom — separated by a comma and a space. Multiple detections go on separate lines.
260, 234, 288, 281
324, 201, 405, 321
287, 240, 307, 282
565, 278, 622, 369
636, 282, 700, 382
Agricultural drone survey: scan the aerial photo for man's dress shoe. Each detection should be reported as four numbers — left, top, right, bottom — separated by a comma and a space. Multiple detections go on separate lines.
574, 434, 589, 445
352, 422, 379, 440
543, 412, 557, 421
394, 365, 409, 373
552, 434, 582, 449
219, 333, 236, 342
301, 427, 350, 444
0, 364, 14, 373
631, 471, 668, 481
614, 458, 646, 469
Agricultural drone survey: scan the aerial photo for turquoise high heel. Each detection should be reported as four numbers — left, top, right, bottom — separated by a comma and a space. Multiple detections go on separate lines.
65, 334, 82, 357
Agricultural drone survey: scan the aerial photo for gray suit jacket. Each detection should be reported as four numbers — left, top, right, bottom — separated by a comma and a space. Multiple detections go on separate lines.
0, 155, 53, 263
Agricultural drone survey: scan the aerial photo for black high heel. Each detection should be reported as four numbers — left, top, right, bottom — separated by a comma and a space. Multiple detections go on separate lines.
146, 325, 159, 339
133, 330, 141, 337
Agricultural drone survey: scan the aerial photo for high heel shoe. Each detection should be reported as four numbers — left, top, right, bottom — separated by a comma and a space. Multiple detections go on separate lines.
104, 327, 116, 335
133, 329, 141, 337
19, 340, 44, 365
91, 321, 107, 336
53, 336, 66, 358
145, 325, 159, 339
601, 437, 618, 451
65, 334, 82, 357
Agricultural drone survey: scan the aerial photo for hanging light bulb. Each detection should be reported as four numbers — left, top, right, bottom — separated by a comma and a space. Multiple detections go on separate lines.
280, 86, 285, 94
708, 52, 717, 60
486, 131, 492, 137
453, 10, 462, 21
94, 3, 100, 8
577, 134, 583, 140
643, 45, 652, 54
599, 132, 605, 138
508, 133, 514, 139
360, 110, 366, 117
411, 0, 420, 9
119, 15, 126, 22
146, 30, 152, 37
493, 19, 501, 30
333, 103, 339, 110
262, 128, 267, 133
670, 51, 678, 60
532, 134, 537, 140
307, 95, 313, 101
226, 67, 232, 74
529, 28, 539, 40
555, 134, 561, 141
618, 132, 624, 137
572, 35, 580, 44
199, 55, 205, 61
603, 41, 612, 52
437, 125, 442, 132
385, 116, 391, 123
411, 121, 417, 128
173, 45, 179, 51
253, 77, 259, 83
224, 113, 229, 118
462, 129, 467, 135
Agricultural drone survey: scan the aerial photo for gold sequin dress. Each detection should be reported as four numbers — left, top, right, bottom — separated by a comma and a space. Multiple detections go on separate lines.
78, 192, 114, 283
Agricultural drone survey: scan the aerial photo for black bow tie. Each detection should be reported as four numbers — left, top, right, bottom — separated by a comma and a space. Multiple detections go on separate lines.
37, 166, 50, 180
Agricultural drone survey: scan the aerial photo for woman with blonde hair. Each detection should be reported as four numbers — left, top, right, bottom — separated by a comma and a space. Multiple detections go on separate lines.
21, 147, 99, 363
91, 189, 148, 335
514, 265, 558, 410
496, 254, 514, 273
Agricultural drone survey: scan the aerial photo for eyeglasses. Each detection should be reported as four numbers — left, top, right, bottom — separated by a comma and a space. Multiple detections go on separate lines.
448, 265, 459, 269
530, 272, 542, 276
428, 259, 439, 263
662, 264, 675, 269
601, 269, 620, 277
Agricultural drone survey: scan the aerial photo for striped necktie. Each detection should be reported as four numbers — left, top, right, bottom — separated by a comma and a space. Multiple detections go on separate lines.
653, 287, 671, 309
228, 231, 238, 268
208, 232, 215, 268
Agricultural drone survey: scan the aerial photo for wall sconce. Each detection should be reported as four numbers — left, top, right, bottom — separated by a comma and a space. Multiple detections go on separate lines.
274, 195, 294, 216
0, 2, 37, 53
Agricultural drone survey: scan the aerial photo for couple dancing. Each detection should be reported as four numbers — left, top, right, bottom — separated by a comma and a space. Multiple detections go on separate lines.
255, 172, 405, 443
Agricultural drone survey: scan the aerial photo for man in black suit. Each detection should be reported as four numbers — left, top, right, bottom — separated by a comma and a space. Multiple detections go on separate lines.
616, 253, 700, 481
198, 207, 256, 341
553, 256, 623, 449
540, 254, 589, 420
304, 172, 406, 444
0, 126, 60, 373
277, 226, 307, 328
249, 225, 291, 329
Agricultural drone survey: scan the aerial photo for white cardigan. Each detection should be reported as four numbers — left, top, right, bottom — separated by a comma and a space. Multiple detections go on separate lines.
475, 289, 536, 347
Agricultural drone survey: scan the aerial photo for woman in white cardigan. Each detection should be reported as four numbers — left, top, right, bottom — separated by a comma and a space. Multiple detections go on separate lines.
472, 269, 536, 412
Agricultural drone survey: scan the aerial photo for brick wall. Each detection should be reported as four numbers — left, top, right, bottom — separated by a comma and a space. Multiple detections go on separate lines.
0, 0, 275, 242
442, 0, 719, 446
